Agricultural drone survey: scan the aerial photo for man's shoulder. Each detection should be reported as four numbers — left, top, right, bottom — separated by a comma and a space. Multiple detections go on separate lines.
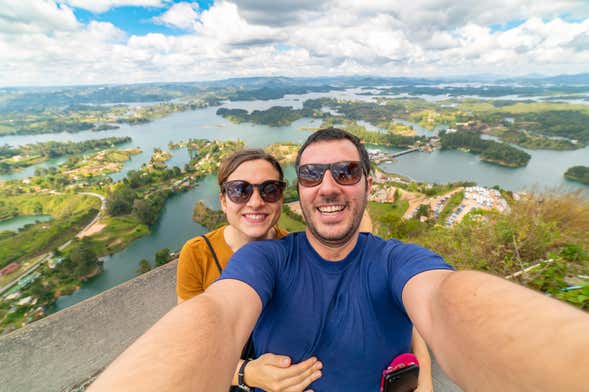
360, 233, 438, 258
360, 232, 400, 251
241, 231, 300, 253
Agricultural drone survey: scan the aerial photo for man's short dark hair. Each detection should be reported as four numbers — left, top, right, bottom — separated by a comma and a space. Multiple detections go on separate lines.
295, 127, 371, 175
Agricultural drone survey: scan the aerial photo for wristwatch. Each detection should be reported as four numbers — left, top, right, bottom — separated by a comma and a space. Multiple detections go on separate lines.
238, 359, 252, 391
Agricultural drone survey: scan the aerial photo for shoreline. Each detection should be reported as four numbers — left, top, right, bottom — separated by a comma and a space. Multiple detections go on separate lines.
564, 174, 589, 186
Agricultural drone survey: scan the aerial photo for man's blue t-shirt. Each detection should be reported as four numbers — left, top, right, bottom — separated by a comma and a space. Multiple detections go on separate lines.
220, 232, 453, 391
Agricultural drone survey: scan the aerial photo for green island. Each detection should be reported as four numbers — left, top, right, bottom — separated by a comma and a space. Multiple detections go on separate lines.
217, 98, 534, 167
565, 166, 589, 185
0, 101, 209, 137
439, 131, 531, 167
216, 106, 317, 127
457, 101, 589, 149
217, 95, 589, 153
493, 129, 578, 150
192, 201, 227, 230
0, 137, 132, 174
264, 142, 300, 165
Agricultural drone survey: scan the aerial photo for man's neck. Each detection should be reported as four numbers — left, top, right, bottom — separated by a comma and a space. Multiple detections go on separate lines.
305, 228, 360, 261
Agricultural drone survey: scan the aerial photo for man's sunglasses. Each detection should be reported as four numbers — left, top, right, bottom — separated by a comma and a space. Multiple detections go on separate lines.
297, 161, 365, 187
221, 180, 286, 204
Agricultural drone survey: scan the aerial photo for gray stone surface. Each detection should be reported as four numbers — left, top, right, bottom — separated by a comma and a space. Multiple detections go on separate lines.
0, 259, 461, 391
0, 261, 177, 392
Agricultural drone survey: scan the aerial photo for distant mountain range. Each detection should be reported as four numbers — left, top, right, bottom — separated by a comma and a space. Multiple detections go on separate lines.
1, 73, 588, 113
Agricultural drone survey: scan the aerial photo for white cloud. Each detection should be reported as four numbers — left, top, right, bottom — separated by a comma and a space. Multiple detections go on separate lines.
1, 0, 589, 86
0, 0, 79, 34
63, 0, 169, 13
194, 1, 282, 46
152, 2, 199, 30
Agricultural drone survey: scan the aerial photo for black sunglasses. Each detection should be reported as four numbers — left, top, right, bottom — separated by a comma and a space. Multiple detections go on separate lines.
297, 161, 364, 187
222, 180, 286, 204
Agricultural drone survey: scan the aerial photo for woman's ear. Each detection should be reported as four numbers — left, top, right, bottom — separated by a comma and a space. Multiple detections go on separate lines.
219, 192, 227, 214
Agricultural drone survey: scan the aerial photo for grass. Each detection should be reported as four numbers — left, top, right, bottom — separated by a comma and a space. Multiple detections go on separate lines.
458, 100, 589, 114
415, 190, 589, 276
497, 102, 589, 114
74, 215, 150, 257
1, 193, 101, 219
367, 200, 409, 237
278, 212, 306, 232
0, 210, 97, 268
0, 193, 102, 267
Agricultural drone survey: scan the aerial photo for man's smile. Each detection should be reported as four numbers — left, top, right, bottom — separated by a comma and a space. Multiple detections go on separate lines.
317, 204, 346, 215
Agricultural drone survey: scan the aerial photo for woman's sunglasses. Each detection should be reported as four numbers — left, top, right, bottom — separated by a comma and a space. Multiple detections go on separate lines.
222, 180, 286, 204
297, 161, 364, 187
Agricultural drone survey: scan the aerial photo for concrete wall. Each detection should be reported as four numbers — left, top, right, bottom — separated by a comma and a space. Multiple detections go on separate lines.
0, 260, 461, 392
0, 261, 177, 392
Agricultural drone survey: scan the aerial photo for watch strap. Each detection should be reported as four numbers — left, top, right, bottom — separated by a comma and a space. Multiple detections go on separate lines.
238, 359, 252, 391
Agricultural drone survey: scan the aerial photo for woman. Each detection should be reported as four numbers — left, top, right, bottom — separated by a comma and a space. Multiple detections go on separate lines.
177, 148, 433, 392
177, 149, 322, 391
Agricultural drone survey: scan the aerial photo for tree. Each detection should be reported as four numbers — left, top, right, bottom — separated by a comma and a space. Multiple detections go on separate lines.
393, 189, 400, 203
132, 199, 157, 225
155, 247, 171, 266
33, 202, 43, 214
126, 170, 148, 188
31, 282, 54, 302
415, 204, 431, 219
68, 237, 99, 279
106, 184, 136, 216
171, 166, 181, 177
137, 259, 152, 275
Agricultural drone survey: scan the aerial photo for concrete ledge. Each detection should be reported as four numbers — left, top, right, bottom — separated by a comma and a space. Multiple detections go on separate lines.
0, 261, 178, 392
0, 259, 461, 391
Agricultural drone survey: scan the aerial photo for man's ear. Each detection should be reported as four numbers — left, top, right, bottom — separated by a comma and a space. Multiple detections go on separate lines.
366, 175, 373, 193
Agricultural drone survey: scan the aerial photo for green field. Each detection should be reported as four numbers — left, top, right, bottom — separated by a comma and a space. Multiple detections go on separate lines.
367, 200, 409, 237
0, 194, 101, 267
76, 215, 149, 257
278, 211, 306, 232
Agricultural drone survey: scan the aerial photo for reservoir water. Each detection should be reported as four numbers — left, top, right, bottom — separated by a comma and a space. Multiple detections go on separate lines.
50, 176, 218, 311
0, 215, 52, 232
1, 91, 588, 311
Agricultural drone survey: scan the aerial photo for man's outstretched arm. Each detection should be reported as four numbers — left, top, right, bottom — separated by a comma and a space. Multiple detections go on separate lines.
403, 270, 589, 392
88, 279, 261, 392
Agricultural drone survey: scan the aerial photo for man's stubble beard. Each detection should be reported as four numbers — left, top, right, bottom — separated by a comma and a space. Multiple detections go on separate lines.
301, 192, 368, 249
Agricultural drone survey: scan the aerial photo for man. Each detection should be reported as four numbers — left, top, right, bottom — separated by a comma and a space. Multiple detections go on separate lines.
90, 128, 589, 392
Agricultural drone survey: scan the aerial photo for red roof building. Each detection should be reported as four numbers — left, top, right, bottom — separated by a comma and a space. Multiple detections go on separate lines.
0, 262, 21, 276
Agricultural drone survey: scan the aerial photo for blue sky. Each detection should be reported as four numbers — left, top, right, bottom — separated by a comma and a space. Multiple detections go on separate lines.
1, 0, 589, 86
73, 1, 214, 35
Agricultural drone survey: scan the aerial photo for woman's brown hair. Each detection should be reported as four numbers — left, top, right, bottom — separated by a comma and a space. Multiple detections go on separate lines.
217, 149, 284, 190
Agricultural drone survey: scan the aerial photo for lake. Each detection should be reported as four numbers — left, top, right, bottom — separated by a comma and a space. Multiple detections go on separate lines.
1, 90, 587, 311
0, 215, 52, 232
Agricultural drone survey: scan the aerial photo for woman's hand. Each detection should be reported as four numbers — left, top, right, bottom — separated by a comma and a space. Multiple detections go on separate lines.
244, 353, 323, 392
414, 380, 434, 392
